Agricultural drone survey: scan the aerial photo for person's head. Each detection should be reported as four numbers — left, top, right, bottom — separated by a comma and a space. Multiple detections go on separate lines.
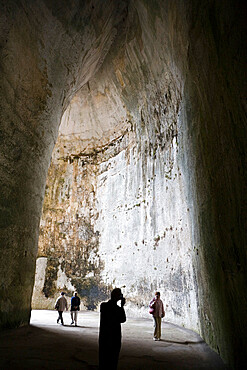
74, 292, 78, 296
61, 292, 65, 296
155, 291, 160, 299
111, 288, 122, 302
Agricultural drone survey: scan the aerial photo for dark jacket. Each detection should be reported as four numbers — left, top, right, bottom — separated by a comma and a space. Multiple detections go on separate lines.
99, 300, 126, 346
71, 296, 80, 311
99, 299, 126, 369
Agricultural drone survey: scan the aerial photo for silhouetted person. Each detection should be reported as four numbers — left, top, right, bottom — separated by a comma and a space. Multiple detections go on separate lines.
99, 288, 126, 369
149, 291, 165, 341
55, 292, 68, 325
70, 291, 80, 326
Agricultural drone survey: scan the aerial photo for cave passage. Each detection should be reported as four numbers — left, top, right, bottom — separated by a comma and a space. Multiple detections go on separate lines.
0, 1, 246, 369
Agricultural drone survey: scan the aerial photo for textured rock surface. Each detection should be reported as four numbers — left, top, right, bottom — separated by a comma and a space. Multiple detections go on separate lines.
33, 90, 199, 330
32, 1, 199, 332
0, 0, 129, 327
0, 1, 246, 369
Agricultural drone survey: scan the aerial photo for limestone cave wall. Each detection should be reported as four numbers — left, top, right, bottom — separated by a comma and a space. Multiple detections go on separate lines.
0, 0, 129, 328
33, 63, 199, 330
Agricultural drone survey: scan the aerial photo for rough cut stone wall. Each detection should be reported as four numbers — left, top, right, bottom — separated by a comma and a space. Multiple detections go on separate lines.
0, 0, 129, 328
33, 88, 199, 331
32, 0, 199, 332
177, 2, 247, 367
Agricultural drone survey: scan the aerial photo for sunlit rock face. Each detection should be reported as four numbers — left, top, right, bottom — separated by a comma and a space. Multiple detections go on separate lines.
0, 1, 246, 368
33, 48, 199, 330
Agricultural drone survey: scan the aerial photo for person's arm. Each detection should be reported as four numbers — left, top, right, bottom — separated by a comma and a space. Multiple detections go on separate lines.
119, 306, 126, 323
118, 298, 126, 323
161, 302, 165, 318
55, 298, 59, 310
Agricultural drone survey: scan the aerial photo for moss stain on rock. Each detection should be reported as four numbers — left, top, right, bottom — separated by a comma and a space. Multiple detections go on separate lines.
43, 257, 59, 298
34, 138, 119, 309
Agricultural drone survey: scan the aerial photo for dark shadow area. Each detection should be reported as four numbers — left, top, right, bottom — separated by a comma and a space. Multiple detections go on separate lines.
0, 325, 98, 370
0, 310, 228, 370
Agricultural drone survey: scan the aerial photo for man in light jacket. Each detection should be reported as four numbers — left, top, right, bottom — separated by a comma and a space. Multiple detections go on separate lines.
55, 292, 68, 325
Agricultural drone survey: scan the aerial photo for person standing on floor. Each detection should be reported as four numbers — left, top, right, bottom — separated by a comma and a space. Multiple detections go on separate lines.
55, 292, 68, 325
99, 288, 126, 369
149, 291, 165, 341
70, 291, 80, 326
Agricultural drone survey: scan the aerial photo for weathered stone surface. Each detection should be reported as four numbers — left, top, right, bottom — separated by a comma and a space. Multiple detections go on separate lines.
0, 0, 129, 327
0, 1, 246, 369
33, 1, 198, 332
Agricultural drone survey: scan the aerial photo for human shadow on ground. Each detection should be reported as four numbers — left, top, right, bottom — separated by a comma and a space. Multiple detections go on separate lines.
62, 324, 96, 329
159, 339, 204, 345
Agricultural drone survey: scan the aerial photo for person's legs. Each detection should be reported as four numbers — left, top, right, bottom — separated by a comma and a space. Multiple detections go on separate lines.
153, 316, 158, 339
111, 345, 120, 370
157, 317, 162, 339
99, 338, 120, 370
74, 310, 78, 326
99, 339, 108, 369
71, 311, 74, 324
59, 311, 64, 325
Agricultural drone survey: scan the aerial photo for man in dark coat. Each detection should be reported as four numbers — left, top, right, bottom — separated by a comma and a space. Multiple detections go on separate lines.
70, 291, 80, 326
99, 288, 126, 369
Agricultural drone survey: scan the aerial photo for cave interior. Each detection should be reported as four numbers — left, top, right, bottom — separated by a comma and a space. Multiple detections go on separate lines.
0, 1, 246, 369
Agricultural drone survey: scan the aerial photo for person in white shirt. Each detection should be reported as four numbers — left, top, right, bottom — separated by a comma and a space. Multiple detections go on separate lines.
149, 291, 165, 341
